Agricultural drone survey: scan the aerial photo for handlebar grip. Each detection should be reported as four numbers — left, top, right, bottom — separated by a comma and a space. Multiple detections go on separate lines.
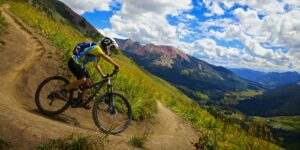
107, 69, 119, 77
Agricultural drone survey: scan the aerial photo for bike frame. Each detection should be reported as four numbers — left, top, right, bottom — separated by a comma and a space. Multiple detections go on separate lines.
77, 76, 114, 105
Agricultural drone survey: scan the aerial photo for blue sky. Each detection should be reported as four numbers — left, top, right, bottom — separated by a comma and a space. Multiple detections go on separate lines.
60, 0, 300, 72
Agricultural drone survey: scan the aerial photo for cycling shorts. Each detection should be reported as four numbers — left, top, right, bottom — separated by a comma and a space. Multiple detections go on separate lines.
68, 58, 90, 79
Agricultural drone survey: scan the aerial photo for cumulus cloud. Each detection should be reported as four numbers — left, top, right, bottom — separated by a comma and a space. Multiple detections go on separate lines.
201, 0, 300, 71
176, 14, 197, 22
177, 23, 195, 40
193, 38, 242, 65
107, 0, 192, 45
59, 0, 113, 14
203, 1, 225, 15
97, 28, 126, 39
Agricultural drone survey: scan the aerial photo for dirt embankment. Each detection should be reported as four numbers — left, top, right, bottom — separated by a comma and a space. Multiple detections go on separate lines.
0, 5, 198, 150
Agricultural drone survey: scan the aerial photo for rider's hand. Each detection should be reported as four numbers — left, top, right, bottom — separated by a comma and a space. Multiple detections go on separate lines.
114, 65, 120, 72
102, 74, 108, 79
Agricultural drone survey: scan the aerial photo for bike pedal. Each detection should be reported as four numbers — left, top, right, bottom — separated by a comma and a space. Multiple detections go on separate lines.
69, 100, 79, 108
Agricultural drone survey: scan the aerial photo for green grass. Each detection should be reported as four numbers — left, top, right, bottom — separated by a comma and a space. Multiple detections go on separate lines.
224, 90, 263, 105
0, 136, 9, 149
129, 132, 149, 148
268, 116, 300, 131
0, 10, 7, 45
250, 116, 300, 149
0, 11, 6, 31
252, 116, 300, 132
160, 95, 283, 150
37, 134, 107, 150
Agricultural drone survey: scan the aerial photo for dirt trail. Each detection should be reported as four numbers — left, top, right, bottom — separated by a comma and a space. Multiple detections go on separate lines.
145, 101, 198, 149
0, 5, 198, 150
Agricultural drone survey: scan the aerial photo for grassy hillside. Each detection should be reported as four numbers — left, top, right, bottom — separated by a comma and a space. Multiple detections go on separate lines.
251, 116, 300, 150
235, 82, 300, 116
224, 90, 263, 105
0, 0, 285, 149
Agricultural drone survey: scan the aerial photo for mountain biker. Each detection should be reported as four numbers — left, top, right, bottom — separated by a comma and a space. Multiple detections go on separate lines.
58, 37, 120, 109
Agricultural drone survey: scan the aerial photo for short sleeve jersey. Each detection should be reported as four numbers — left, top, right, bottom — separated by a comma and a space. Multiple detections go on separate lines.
72, 44, 104, 66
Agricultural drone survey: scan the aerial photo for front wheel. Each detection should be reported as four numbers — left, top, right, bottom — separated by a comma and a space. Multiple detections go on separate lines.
92, 92, 132, 134
35, 76, 72, 116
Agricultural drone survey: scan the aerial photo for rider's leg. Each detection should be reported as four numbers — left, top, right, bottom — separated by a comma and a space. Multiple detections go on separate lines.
65, 58, 91, 109
65, 58, 87, 91
78, 88, 88, 100
77, 68, 92, 100
65, 77, 86, 91
77, 78, 91, 100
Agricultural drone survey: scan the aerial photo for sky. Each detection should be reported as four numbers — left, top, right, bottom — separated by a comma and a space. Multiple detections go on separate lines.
59, 0, 300, 72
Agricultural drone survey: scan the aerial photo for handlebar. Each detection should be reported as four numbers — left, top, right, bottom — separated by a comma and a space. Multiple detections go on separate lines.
106, 69, 119, 78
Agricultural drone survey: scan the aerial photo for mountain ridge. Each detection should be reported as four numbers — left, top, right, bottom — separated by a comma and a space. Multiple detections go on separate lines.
116, 38, 263, 101
229, 68, 300, 87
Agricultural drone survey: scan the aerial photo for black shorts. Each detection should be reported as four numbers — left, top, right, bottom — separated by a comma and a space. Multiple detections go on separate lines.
68, 58, 90, 79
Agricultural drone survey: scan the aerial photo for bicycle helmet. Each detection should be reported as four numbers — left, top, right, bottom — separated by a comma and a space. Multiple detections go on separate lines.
99, 37, 119, 56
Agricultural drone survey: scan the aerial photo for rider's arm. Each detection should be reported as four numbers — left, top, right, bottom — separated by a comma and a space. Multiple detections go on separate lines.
94, 57, 106, 78
97, 53, 120, 71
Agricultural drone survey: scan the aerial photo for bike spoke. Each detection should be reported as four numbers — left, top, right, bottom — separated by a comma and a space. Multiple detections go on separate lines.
93, 93, 132, 134
35, 76, 71, 116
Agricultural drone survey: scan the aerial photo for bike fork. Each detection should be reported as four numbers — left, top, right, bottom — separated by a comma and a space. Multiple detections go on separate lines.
108, 93, 116, 114
107, 78, 116, 114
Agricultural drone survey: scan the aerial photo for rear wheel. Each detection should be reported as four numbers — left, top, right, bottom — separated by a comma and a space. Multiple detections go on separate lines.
35, 76, 72, 116
92, 92, 132, 134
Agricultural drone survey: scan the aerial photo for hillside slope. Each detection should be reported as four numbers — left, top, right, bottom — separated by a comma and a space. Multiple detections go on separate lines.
257, 72, 300, 87
0, 4, 198, 149
27, 0, 102, 40
228, 68, 266, 81
234, 82, 300, 116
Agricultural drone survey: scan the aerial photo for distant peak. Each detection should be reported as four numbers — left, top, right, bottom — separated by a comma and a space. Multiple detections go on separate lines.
117, 38, 190, 62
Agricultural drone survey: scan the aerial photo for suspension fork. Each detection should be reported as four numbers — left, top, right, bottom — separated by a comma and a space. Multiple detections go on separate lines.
107, 77, 116, 114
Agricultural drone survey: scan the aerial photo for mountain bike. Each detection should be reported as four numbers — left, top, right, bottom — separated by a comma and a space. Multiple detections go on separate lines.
34, 70, 132, 134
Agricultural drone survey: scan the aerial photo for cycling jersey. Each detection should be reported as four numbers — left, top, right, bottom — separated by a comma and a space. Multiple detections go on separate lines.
71, 45, 104, 67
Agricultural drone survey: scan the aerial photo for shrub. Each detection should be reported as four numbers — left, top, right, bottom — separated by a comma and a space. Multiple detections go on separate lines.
129, 132, 149, 148
37, 134, 108, 150
0, 137, 9, 149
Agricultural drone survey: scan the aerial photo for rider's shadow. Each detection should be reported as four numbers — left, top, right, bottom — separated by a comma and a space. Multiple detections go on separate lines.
28, 109, 81, 127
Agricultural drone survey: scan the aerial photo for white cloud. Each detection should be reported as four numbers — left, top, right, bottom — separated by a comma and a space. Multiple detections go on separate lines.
97, 28, 126, 40
177, 23, 195, 40
203, 1, 225, 15
201, 0, 300, 71
199, 18, 236, 32
194, 38, 241, 59
107, 0, 192, 45
176, 14, 197, 22
59, 0, 113, 14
